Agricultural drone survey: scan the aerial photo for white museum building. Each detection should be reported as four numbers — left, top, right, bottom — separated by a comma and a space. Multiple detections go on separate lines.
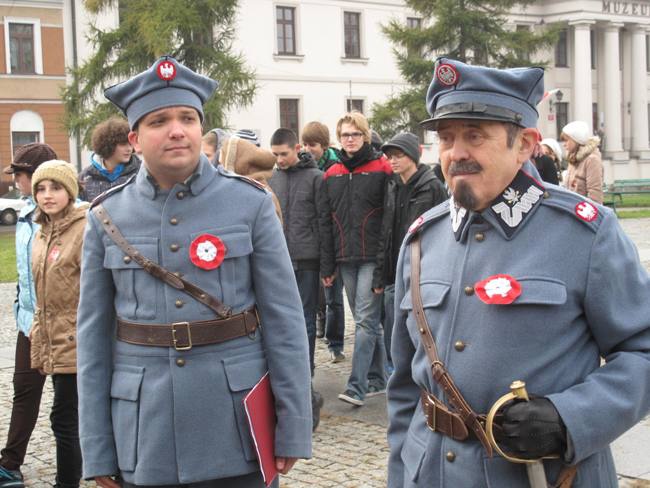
63, 0, 650, 181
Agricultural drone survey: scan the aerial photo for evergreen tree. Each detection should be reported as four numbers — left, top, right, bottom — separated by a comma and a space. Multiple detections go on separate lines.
370, 0, 558, 138
63, 0, 256, 145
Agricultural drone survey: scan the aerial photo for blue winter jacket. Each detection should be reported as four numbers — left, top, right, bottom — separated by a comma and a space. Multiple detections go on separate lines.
14, 197, 38, 336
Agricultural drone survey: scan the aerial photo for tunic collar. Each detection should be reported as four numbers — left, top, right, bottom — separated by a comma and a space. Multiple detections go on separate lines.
450, 169, 545, 242
136, 154, 216, 199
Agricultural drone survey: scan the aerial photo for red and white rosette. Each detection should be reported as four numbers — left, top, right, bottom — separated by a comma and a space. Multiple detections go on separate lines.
575, 201, 598, 222
475, 274, 521, 305
189, 234, 226, 270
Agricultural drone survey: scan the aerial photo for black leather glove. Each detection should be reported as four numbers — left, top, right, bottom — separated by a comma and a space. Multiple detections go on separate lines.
495, 397, 567, 459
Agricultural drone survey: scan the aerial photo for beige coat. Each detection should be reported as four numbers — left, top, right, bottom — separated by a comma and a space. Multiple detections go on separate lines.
567, 137, 604, 204
219, 136, 283, 221
30, 203, 88, 374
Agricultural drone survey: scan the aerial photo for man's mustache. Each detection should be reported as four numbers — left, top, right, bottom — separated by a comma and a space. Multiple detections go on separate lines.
448, 160, 482, 177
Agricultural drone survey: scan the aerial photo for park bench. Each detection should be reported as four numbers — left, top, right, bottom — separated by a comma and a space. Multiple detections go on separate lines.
607, 179, 650, 201
603, 179, 650, 214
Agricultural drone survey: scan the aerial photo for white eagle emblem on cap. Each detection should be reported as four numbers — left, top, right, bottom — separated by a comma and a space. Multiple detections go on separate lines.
156, 61, 176, 81
436, 63, 459, 86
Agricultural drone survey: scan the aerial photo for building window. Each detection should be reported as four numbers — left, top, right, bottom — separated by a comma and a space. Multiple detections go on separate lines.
556, 102, 569, 137
9, 23, 35, 73
4, 18, 42, 74
11, 132, 39, 153
344, 11, 361, 58
516, 25, 531, 61
10, 110, 44, 154
346, 99, 364, 114
590, 30, 596, 69
592, 103, 599, 135
276, 6, 296, 55
279, 98, 299, 135
555, 29, 568, 67
406, 17, 422, 57
407, 17, 421, 29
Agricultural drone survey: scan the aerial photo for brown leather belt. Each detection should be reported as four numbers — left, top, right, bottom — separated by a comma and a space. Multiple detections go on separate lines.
420, 391, 488, 442
116, 308, 259, 350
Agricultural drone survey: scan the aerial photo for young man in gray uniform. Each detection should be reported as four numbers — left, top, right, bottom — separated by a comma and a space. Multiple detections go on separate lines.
76, 56, 312, 488
387, 58, 650, 487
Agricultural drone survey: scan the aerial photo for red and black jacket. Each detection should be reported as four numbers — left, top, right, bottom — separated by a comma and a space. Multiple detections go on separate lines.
321, 144, 392, 287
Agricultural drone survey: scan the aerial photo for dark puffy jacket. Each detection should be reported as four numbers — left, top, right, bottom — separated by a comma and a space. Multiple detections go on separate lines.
78, 154, 141, 202
321, 145, 392, 284
268, 152, 330, 269
379, 164, 447, 285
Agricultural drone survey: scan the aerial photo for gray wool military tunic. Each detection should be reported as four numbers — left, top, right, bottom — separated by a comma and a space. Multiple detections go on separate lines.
387, 170, 650, 487
76, 156, 312, 485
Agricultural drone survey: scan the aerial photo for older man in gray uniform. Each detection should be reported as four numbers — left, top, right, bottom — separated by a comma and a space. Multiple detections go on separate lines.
387, 58, 650, 487
76, 56, 312, 488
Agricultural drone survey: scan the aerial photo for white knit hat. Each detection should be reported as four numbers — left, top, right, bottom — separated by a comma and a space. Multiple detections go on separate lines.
541, 138, 563, 162
561, 121, 591, 146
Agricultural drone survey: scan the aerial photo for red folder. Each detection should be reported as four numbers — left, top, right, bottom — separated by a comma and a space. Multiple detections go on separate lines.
243, 372, 278, 487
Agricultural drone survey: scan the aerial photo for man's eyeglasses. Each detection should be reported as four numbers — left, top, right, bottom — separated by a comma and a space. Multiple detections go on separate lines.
340, 132, 364, 140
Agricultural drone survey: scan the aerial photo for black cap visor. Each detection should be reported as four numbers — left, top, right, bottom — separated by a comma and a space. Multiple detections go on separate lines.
420, 102, 525, 130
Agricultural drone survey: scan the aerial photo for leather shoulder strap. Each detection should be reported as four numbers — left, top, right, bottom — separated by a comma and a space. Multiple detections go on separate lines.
410, 232, 493, 456
92, 204, 232, 318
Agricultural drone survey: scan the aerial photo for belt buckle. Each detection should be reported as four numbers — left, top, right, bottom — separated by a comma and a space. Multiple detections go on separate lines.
425, 394, 437, 432
172, 321, 192, 351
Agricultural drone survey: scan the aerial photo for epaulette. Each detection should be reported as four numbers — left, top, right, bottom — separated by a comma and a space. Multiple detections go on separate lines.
404, 199, 451, 245
540, 184, 612, 233
89, 174, 136, 208
217, 166, 267, 192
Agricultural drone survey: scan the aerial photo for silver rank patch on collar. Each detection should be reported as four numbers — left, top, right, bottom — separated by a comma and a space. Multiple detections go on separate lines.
450, 196, 469, 241
489, 170, 545, 237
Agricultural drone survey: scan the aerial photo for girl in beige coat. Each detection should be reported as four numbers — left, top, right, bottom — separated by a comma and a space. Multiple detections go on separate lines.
30, 160, 88, 488
561, 120, 604, 204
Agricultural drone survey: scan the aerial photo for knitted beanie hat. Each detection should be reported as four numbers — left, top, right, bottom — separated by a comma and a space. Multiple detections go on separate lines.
540, 138, 563, 162
382, 132, 421, 164
234, 129, 260, 147
3, 143, 58, 175
561, 121, 591, 146
32, 160, 79, 200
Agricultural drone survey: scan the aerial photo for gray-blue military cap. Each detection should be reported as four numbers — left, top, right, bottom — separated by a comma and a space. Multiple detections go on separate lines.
104, 55, 219, 128
421, 57, 544, 130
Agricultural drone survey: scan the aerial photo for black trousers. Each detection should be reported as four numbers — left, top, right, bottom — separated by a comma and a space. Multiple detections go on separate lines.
121, 471, 274, 487
50, 374, 82, 488
0, 332, 46, 471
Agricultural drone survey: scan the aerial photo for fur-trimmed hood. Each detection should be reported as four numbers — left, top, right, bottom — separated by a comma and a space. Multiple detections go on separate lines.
569, 137, 601, 165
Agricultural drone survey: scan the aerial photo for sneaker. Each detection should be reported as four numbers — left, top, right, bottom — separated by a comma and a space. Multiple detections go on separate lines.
366, 384, 386, 398
330, 351, 346, 363
0, 466, 24, 488
316, 313, 325, 339
338, 389, 364, 406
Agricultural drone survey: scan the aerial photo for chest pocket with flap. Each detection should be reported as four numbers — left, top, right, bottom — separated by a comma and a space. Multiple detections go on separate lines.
104, 237, 159, 320
190, 226, 253, 313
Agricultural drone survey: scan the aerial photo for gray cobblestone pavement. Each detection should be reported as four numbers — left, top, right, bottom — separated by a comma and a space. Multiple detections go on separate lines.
0, 217, 648, 487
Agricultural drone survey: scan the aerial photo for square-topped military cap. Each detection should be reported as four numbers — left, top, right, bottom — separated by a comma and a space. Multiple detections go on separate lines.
104, 55, 219, 128
421, 57, 544, 130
